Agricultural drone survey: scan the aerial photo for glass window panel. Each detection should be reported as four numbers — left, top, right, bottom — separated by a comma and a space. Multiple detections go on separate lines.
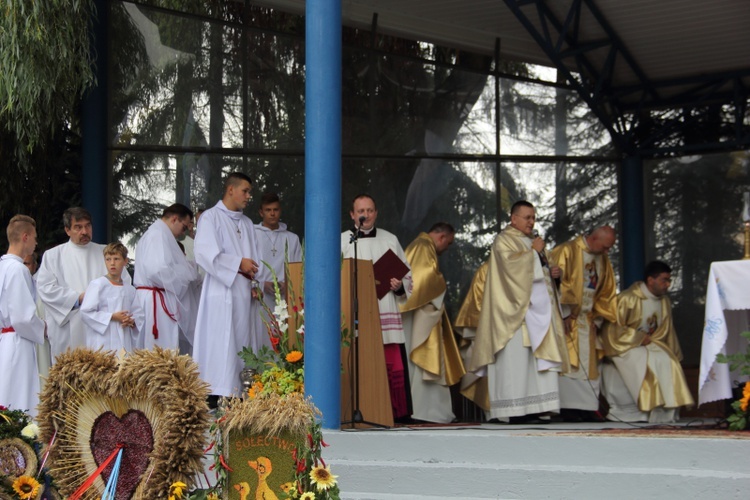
244, 32, 305, 151
499, 78, 613, 157
343, 50, 495, 156
111, 3, 244, 150
645, 151, 750, 365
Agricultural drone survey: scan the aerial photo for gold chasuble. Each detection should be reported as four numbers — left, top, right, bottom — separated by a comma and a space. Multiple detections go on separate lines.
401, 233, 465, 386
550, 235, 617, 378
464, 227, 567, 410
454, 260, 489, 330
601, 282, 694, 411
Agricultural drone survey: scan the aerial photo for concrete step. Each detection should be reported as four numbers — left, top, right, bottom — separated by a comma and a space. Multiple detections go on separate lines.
322, 424, 750, 499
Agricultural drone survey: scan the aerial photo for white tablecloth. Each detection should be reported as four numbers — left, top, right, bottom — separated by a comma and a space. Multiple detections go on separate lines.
699, 260, 750, 405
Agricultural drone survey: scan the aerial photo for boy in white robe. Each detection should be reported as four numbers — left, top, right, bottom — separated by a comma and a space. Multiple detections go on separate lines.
255, 192, 302, 316
81, 242, 144, 352
0, 215, 46, 416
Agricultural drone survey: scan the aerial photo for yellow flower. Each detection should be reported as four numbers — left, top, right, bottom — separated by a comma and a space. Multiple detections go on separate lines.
169, 480, 188, 499
300, 492, 316, 500
12, 475, 41, 500
309, 465, 338, 491
207, 493, 219, 500
741, 382, 750, 412
21, 423, 39, 439
286, 350, 303, 363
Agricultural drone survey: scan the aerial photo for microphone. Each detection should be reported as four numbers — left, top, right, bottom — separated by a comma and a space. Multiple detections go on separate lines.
533, 229, 560, 286
532, 230, 549, 266
350, 216, 367, 243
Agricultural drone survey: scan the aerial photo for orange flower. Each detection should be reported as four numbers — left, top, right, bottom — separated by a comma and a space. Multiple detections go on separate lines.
286, 350, 303, 363
740, 382, 750, 412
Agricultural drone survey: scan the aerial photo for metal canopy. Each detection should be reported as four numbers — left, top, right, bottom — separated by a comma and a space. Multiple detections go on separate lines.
259, 0, 750, 156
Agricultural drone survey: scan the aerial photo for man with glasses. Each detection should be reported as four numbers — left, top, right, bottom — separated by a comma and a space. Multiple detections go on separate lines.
600, 260, 694, 422
38, 207, 131, 362
134, 203, 200, 351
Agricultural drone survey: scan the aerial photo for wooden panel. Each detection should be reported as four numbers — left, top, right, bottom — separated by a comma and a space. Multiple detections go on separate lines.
286, 260, 393, 428
340, 259, 394, 428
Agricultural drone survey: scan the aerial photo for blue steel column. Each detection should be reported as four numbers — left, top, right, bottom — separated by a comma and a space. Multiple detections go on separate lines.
620, 154, 645, 287
81, 0, 109, 242
305, 0, 342, 428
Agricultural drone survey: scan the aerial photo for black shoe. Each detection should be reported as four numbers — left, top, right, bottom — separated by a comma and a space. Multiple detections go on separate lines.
508, 414, 550, 425
580, 410, 606, 422
560, 409, 583, 422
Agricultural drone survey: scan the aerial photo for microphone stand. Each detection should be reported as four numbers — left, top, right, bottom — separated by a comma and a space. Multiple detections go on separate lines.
341, 221, 389, 429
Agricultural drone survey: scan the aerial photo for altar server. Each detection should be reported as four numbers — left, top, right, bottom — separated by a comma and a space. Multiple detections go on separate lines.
0, 215, 45, 416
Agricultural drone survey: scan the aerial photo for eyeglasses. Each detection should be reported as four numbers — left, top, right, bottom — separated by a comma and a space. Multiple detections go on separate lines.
178, 219, 193, 235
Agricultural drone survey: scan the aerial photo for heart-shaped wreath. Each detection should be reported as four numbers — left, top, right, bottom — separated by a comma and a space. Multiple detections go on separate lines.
36, 348, 210, 499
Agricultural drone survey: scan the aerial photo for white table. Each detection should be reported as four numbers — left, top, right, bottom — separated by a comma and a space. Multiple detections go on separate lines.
699, 260, 750, 405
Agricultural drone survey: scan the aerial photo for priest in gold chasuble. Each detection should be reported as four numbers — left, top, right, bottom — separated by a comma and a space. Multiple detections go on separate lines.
466, 201, 569, 423
600, 260, 694, 422
401, 224, 465, 423
550, 226, 617, 420
454, 260, 489, 410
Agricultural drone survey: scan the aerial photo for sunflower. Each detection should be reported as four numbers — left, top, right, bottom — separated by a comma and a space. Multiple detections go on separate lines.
741, 382, 750, 412
300, 492, 316, 500
168, 480, 187, 500
12, 475, 41, 500
286, 350, 303, 363
309, 465, 338, 491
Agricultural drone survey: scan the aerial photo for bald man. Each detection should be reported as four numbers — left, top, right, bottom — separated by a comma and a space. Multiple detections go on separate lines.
550, 226, 618, 422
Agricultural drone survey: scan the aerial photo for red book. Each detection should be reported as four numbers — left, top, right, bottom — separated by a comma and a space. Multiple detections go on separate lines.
373, 249, 410, 300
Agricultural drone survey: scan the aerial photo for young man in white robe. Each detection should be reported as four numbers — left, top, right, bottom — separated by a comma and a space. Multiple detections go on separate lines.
134, 203, 200, 351
193, 172, 269, 402
466, 201, 569, 424
37, 207, 131, 362
340, 194, 413, 421
0, 215, 46, 416
81, 242, 144, 352
601, 260, 694, 422
255, 192, 302, 317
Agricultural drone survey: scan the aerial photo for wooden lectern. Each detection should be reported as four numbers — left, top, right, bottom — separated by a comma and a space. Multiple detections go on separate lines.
340, 258, 394, 428
285, 260, 393, 428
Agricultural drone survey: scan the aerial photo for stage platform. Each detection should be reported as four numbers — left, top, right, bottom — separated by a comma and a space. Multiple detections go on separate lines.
322, 419, 750, 499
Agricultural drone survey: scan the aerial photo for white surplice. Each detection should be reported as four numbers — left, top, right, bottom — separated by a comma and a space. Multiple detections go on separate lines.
80, 276, 144, 352
193, 201, 269, 397
0, 255, 45, 416
255, 222, 302, 314
134, 219, 200, 350
340, 227, 412, 344
37, 241, 131, 361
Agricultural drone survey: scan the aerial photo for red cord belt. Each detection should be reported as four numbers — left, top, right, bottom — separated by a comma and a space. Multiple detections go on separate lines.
135, 286, 176, 339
